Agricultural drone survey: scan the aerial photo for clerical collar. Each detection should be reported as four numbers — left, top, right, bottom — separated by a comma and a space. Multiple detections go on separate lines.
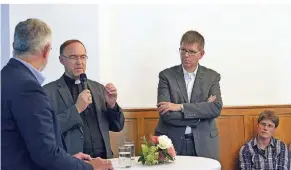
75, 79, 81, 84
63, 74, 81, 85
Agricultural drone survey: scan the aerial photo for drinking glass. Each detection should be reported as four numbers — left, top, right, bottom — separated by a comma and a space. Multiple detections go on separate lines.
124, 141, 135, 160
118, 146, 131, 168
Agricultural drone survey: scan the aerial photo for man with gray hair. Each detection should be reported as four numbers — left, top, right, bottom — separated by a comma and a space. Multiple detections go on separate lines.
1, 18, 113, 170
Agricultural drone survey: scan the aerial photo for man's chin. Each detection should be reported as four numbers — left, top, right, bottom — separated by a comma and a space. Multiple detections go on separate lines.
70, 72, 81, 79
183, 62, 196, 68
259, 134, 271, 139
73, 71, 83, 76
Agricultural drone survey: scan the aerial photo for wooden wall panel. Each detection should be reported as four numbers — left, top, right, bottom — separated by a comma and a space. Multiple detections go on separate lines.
273, 114, 291, 144
109, 118, 138, 157
109, 105, 291, 170
144, 118, 158, 138
216, 116, 245, 170
250, 115, 260, 140
243, 115, 256, 141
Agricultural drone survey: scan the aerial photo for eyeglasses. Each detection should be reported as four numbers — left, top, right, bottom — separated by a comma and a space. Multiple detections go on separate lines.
179, 47, 201, 56
259, 122, 275, 129
61, 55, 88, 61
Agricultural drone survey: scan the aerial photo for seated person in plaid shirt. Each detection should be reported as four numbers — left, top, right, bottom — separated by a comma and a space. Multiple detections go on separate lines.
239, 110, 289, 170
289, 144, 291, 169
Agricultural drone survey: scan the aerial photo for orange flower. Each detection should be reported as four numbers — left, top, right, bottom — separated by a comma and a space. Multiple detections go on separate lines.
150, 136, 159, 144
168, 146, 176, 158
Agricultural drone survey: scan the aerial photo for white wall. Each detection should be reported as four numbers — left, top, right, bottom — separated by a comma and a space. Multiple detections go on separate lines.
98, 4, 291, 107
1, 4, 10, 69
6, 4, 291, 108
9, 4, 100, 84
0, 6, 2, 61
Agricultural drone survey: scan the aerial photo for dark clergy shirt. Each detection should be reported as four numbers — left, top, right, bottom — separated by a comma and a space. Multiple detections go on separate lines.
63, 74, 106, 158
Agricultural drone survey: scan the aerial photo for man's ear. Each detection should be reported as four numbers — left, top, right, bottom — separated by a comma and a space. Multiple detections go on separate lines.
43, 44, 51, 60
59, 55, 64, 65
199, 50, 205, 59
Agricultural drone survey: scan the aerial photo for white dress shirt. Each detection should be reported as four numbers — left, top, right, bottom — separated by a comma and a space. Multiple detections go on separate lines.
182, 66, 198, 134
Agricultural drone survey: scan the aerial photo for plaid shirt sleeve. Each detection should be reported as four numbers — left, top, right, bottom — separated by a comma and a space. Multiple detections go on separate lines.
277, 142, 289, 170
239, 145, 252, 170
288, 145, 291, 170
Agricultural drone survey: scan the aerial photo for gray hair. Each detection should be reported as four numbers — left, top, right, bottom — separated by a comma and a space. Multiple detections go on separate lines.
13, 18, 52, 56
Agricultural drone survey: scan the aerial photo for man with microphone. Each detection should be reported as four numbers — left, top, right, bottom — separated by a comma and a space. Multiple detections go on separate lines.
44, 39, 124, 159
1, 18, 113, 170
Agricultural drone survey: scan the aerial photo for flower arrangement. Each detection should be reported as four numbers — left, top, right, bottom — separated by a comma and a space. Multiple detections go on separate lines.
138, 135, 176, 165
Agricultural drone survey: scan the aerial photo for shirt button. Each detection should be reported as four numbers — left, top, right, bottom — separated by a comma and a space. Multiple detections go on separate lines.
81, 135, 84, 139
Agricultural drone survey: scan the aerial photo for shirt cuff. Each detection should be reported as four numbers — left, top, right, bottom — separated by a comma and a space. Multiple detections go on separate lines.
180, 104, 184, 112
107, 103, 118, 111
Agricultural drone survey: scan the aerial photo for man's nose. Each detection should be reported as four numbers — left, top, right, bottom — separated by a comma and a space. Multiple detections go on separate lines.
184, 52, 190, 57
75, 58, 82, 64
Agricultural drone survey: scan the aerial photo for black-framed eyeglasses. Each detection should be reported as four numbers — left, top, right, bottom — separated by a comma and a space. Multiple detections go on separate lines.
61, 54, 88, 61
179, 47, 201, 56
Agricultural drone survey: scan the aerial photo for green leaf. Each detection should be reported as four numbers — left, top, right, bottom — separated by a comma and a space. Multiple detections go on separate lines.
138, 156, 144, 162
162, 149, 174, 161
138, 156, 146, 165
141, 144, 149, 155
149, 146, 158, 153
165, 152, 174, 161
141, 136, 149, 145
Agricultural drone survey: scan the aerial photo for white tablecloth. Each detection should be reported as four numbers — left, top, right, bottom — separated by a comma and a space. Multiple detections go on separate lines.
110, 156, 221, 170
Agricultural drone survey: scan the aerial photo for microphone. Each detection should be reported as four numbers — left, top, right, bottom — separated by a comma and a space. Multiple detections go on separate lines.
80, 73, 88, 90
80, 73, 91, 110
78, 73, 89, 133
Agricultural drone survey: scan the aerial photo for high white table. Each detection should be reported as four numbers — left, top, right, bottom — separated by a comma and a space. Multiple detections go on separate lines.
110, 156, 221, 170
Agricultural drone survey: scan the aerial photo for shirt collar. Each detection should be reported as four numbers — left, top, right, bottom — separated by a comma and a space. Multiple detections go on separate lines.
13, 57, 45, 85
182, 65, 198, 78
253, 136, 275, 147
63, 73, 81, 85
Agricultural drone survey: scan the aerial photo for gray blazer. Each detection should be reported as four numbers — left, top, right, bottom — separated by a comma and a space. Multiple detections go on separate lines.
155, 64, 223, 160
43, 76, 124, 158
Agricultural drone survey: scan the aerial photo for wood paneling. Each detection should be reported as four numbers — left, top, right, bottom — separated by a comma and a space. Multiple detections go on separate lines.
273, 114, 291, 143
144, 119, 159, 138
109, 105, 291, 170
216, 116, 245, 170
109, 118, 138, 157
